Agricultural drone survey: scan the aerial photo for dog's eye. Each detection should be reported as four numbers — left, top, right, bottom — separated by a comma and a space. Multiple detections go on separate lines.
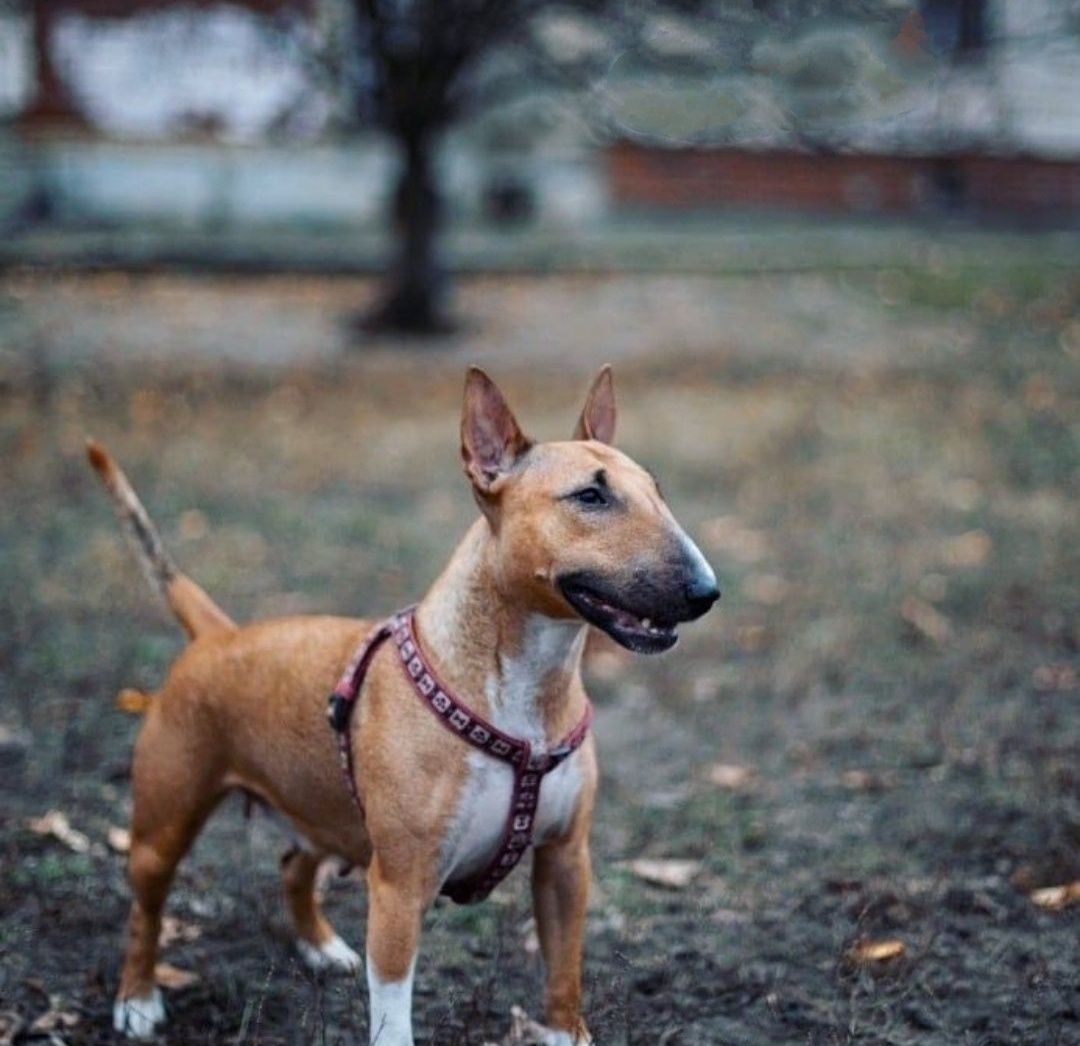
572, 486, 606, 507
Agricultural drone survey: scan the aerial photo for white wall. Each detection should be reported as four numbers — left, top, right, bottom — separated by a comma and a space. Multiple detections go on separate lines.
39, 140, 394, 227
0, 10, 32, 117
992, 0, 1080, 156
52, 4, 333, 142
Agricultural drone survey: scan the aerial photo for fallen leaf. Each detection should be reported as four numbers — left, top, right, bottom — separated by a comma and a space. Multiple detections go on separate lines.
742, 573, 789, 605
1032, 664, 1075, 693
130, 388, 164, 427
0, 723, 29, 754
712, 907, 751, 925
584, 630, 631, 680
1061, 318, 1080, 355
629, 858, 701, 889
0, 1010, 23, 1046
26, 810, 91, 854
691, 674, 720, 702
1029, 882, 1080, 911
848, 939, 906, 963
701, 516, 770, 564
519, 917, 540, 957
708, 763, 756, 790
159, 916, 202, 948
585, 650, 628, 681
22, 977, 46, 998
116, 688, 151, 714
29, 996, 79, 1034
900, 597, 952, 645
840, 770, 894, 793
941, 530, 992, 568
107, 825, 131, 854
1022, 373, 1056, 411
735, 623, 770, 653
841, 770, 873, 791
178, 508, 209, 541
1008, 864, 1037, 892
944, 478, 982, 511
483, 1005, 562, 1046
154, 963, 200, 990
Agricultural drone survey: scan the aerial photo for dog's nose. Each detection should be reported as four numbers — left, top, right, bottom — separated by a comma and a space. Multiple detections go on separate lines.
684, 575, 720, 619
675, 533, 720, 619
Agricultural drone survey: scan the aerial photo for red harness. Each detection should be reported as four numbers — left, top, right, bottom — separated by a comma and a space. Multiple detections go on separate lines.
327, 607, 593, 904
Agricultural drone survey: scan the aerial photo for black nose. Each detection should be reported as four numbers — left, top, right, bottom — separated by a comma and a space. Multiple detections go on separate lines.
684, 577, 720, 619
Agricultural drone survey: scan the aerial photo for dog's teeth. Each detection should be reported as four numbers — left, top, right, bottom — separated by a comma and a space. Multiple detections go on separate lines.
642, 618, 651, 629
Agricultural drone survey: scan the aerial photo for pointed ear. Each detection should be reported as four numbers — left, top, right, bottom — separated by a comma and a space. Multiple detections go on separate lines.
573, 364, 616, 444
461, 366, 531, 493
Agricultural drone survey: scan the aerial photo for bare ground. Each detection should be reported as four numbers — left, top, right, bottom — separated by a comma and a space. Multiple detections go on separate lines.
0, 261, 1077, 1044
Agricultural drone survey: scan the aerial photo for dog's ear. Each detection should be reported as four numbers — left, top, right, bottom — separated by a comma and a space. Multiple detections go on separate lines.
573, 364, 616, 444
461, 367, 532, 494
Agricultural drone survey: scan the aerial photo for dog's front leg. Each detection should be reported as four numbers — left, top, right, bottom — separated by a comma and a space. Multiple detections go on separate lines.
365, 856, 424, 1046
531, 836, 593, 1045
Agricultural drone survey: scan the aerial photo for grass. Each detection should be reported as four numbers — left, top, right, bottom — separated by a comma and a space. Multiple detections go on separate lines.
0, 258, 1077, 1043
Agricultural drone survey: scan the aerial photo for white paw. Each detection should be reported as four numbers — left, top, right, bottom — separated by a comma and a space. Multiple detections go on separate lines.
497, 1007, 592, 1046
113, 989, 165, 1039
538, 1030, 593, 1046
297, 934, 363, 974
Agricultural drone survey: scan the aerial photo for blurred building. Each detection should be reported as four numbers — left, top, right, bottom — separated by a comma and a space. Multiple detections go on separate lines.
0, 0, 1077, 230
605, 0, 1080, 218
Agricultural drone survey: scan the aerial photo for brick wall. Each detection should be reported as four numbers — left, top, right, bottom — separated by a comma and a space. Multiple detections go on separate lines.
606, 142, 1080, 217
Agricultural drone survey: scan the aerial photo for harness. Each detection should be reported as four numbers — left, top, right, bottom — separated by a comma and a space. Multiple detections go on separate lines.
327, 607, 593, 904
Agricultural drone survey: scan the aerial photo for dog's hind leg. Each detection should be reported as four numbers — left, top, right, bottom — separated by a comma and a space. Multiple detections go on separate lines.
281, 846, 361, 974
115, 717, 223, 1039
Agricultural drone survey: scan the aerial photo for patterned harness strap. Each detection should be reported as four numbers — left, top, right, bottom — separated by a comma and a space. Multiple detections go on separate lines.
327, 606, 593, 904
326, 617, 396, 817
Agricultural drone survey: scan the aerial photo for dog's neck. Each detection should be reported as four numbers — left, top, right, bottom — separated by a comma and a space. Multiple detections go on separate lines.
415, 519, 588, 746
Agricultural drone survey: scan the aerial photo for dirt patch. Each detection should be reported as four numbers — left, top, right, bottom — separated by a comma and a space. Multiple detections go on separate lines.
0, 266, 1077, 1043
1, 269, 974, 375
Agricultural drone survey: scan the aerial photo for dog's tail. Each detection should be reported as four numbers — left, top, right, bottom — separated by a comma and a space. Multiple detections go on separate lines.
86, 439, 236, 642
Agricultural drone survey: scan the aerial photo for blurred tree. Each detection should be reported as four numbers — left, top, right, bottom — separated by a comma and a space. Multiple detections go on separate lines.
328, 0, 913, 334
346, 0, 530, 333
338, 0, 626, 333
17, 0, 84, 127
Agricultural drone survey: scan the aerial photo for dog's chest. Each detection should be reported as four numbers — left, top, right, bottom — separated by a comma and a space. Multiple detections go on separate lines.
438, 624, 587, 886
439, 747, 583, 885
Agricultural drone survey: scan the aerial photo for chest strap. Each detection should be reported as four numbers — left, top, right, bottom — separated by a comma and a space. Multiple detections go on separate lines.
327, 607, 593, 904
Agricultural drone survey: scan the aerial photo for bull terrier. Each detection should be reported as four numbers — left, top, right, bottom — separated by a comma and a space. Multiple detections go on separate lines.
89, 366, 719, 1044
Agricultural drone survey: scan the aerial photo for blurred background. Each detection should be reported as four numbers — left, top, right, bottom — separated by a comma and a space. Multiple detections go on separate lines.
0, 2, 1077, 1044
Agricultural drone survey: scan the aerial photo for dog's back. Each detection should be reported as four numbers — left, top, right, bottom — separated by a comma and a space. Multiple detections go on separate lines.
133, 615, 376, 853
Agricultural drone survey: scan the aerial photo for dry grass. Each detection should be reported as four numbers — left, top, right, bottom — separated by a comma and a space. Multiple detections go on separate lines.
0, 263, 1077, 1043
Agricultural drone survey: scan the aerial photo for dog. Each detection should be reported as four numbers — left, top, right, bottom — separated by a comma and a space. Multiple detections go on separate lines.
89, 366, 719, 1044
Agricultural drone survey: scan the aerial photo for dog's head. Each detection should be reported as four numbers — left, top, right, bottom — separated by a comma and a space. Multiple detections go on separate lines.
460, 366, 719, 653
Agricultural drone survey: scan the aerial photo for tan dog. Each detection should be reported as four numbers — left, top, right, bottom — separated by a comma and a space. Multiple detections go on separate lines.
89, 367, 718, 1045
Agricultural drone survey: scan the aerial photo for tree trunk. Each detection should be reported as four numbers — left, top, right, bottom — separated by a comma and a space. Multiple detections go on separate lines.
364, 132, 453, 335
17, 1, 88, 129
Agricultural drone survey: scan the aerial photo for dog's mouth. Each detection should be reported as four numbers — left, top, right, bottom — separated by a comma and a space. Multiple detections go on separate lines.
558, 578, 678, 655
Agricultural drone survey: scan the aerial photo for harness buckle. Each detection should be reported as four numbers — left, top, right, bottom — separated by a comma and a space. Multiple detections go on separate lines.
547, 743, 575, 766
527, 749, 556, 772
326, 692, 352, 734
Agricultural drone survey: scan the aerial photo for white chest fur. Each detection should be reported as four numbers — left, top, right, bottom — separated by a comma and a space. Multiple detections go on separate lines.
437, 617, 587, 887
440, 750, 584, 884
